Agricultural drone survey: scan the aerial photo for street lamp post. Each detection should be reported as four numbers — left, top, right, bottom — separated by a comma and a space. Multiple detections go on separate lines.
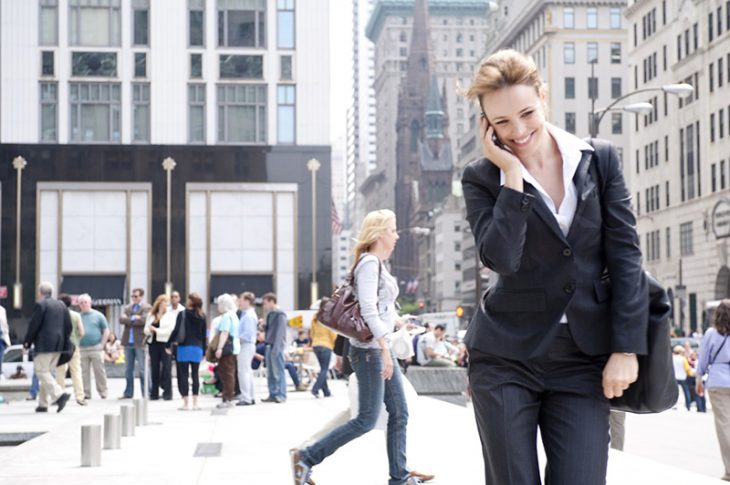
162, 157, 176, 297
590, 83, 693, 137
307, 158, 321, 306
12, 156, 27, 310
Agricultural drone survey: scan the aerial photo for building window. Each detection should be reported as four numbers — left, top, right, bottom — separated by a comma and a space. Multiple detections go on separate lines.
69, 0, 121, 47
710, 12, 715, 42
565, 112, 576, 134
217, 0, 266, 48
722, 160, 727, 189
665, 180, 669, 206
69, 82, 121, 142
611, 43, 621, 64
190, 53, 202, 78
587, 7, 598, 28
132, 83, 150, 142
400, 32, 407, 42
188, 84, 206, 143
400, 47, 407, 57
711, 62, 715, 92
564, 42, 575, 64
132, 0, 149, 46
711, 113, 716, 142
565, 77, 575, 99
587, 42, 598, 63
40, 0, 58, 46
71, 52, 117, 77
189, 0, 205, 46
217, 84, 267, 143
280, 55, 293, 80
666, 227, 671, 258
564, 7, 574, 28
610, 7, 621, 28
277, 85, 295, 144
277, 0, 295, 49
679, 222, 694, 256
721, 108, 726, 139
40, 82, 57, 142
720, 57, 725, 87
588, 77, 598, 99
219, 55, 263, 79
712, 163, 718, 192
611, 112, 622, 134
134, 52, 146, 78
41, 51, 55, 76
611, 77, 622, 98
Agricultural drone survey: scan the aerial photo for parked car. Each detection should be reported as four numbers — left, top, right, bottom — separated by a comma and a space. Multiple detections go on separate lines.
670, 337, 700, 352
2, 345, 33, 379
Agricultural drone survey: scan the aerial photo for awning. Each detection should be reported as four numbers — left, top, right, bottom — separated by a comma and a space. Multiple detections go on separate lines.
209, 274, 274, 302
60, 274, 127, 306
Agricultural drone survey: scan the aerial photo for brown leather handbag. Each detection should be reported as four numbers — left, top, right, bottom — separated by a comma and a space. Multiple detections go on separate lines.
316, 258, 381, 342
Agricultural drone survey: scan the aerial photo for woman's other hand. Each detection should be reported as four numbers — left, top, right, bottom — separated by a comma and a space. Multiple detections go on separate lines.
696, 380, 705, 397
602, 353, 639, 399
381, 351, 394, 380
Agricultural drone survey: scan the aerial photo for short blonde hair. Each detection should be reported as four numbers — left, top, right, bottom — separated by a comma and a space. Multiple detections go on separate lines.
461, 49, 544, 107
217, 293, 236, 313
352, 209, 396, 265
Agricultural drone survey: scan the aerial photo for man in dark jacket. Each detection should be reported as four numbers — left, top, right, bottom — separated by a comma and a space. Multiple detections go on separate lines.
23, 282, 71, 413
261, 293, 288, 403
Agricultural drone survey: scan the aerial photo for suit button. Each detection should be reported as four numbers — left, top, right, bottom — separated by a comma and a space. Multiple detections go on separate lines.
562, 248, 572, 257
520, 198, 530, 213
564, 283, 576, 294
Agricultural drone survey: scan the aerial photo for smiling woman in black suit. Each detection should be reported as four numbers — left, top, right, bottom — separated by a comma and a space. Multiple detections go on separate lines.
460, 49, 648, 485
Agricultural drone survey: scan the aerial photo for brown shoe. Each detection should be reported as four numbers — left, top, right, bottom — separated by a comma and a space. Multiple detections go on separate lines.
289, 448, 314, 485
409, 470, 435, 482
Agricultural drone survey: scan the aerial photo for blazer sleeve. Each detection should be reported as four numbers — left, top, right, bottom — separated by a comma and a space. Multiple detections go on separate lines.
24, 302, 45, 347
599, 142, 649, 354
462, 161, 537, 275
119, 304, 131, 327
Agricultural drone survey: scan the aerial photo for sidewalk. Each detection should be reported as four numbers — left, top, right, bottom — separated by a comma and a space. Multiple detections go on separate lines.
0, 377, 727, 484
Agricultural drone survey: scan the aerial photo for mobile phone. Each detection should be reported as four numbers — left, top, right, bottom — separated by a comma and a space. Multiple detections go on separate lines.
481, 112, 506, 150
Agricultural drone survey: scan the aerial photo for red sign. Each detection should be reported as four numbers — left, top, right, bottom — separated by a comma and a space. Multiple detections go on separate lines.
0, 286, 7, 299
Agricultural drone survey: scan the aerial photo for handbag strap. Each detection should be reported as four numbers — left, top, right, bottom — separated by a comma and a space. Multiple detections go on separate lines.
710, 335, 729, 366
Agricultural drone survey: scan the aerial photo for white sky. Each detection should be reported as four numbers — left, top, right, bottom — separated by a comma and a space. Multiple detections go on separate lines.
329, 0, 353, 144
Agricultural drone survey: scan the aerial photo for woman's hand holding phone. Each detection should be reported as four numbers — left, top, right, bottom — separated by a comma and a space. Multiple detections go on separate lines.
479, 115, 524, 192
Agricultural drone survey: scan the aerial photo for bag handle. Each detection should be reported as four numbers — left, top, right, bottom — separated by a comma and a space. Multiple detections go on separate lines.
710, 335, 729, 367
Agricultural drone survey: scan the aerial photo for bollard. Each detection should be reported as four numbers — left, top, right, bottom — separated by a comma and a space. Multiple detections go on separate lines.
133, 399, 147, 426
81, 425, 102, 467
103, 414, 121, 450
120, 405, 136, 437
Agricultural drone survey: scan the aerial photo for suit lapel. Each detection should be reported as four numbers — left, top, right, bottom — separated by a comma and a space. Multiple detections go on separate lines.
567, 149, 597, 239
522, 182, 568, 243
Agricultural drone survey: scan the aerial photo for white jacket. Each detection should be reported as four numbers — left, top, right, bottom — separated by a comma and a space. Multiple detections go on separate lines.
144, 312, 176, 344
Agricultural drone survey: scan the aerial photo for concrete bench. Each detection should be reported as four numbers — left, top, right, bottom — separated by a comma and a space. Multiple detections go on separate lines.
404, 366, 468, 406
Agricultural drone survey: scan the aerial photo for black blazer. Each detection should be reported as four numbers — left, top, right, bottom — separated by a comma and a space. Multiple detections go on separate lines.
23, 297, 72, 353
461, 139, 648, 360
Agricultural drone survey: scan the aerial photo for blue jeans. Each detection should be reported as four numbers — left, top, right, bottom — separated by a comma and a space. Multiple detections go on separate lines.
30, 373, 40, 399
301, 347, 410, 485
285, 362, 301, 387
265, 344, 287, 401
677, 379, 692, 410
311, 346, 332, 397
123, 346, 145, 398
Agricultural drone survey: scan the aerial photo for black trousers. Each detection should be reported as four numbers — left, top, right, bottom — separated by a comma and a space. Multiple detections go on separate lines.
468, 325, 610, 485
177, 361, 200, 397
148, 342, 172, 399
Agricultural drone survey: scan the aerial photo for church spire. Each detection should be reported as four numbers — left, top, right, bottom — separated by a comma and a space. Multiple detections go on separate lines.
425, 76, 444, 139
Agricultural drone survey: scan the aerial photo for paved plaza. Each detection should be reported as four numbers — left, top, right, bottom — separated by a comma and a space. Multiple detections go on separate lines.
0, 377, 727, 484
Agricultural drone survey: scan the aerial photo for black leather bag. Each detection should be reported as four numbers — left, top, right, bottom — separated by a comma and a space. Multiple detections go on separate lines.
589, 139, 678, 413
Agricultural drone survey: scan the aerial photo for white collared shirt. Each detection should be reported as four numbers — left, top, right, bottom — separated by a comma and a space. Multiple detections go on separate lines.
499, 123, 594, 323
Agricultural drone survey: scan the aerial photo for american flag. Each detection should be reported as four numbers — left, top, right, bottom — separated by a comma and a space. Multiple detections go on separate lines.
331, 199, 342, 235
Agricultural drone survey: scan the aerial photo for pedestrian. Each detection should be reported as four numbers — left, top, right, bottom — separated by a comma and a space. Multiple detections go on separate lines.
119, 287, 150, 399
169, 290, 184, 318
0, 303, 9, 370
673, 345, 692, 410
56, 294, 86, 406
104, 333, 122, 363
144, 294, 174, 400
170, 292, 207, 410
78, 293, 110, 400
213, 293, 240, 408
261, 293, 289, 404
290, 209, 422, 485
696, 299, 730, 482
309, 313, 337, 399
236, 292, 258, 406
460, 49, 647, 484
22, 282, 71, 413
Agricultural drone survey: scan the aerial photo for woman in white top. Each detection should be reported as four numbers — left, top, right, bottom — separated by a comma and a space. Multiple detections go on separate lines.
144, 294, 175, 400
290, 209, 423, 485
